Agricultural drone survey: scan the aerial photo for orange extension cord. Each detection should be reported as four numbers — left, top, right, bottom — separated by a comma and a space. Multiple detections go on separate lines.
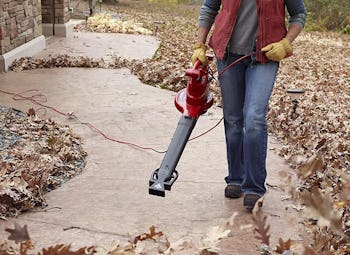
0, 88, 222, 154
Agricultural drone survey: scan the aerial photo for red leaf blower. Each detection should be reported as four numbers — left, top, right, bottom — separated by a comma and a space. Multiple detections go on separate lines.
149, 57, 214, 197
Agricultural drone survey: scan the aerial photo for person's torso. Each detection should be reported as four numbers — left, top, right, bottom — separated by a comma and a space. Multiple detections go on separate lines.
229, 0, 258, 55
209, 0, 287, 62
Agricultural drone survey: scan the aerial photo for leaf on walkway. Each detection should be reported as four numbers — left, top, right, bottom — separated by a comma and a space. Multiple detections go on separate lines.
252, 207, 270, 246
39, 244, 95, 255
163, 237, 193, 254
199, 249, 219, 255
0, 241, 17, 255
227, 211, 238, 227
5, 222, 30, 244
275, 238, 292, 254
200, 225, 232, 252
132, 225, 163, 244
26, 108, 36, 116
105, 241, 135, 255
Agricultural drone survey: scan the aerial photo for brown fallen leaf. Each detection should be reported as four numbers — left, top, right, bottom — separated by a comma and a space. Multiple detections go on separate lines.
252, 207, 270, 246
38, 244, 95, 255
105, 241, 135, 255
275, 238, 293, 254
5, 222, 30, 244
302, 246, 318, 255
297, 150, 325, 179
132, 225, 163, 244
26, 108, 36, 117
300, 187, 343, 235
200, 225, 232, 252
163, 237, 193, 254
199, 249, 219, 255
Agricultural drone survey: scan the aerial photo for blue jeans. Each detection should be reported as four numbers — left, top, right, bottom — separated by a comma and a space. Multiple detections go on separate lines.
217, 54, 279, 196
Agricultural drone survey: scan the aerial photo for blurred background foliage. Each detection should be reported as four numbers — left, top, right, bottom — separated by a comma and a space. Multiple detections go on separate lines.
148, 0, 350, 34
88, 0, 350, 34
302, 0, 350, 33
145, 0, 350, 33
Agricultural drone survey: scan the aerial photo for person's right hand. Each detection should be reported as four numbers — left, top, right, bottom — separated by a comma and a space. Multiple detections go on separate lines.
191, 43, 208, 65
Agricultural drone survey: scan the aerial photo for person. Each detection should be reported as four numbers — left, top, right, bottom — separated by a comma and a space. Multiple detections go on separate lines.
191, 0, 307, 211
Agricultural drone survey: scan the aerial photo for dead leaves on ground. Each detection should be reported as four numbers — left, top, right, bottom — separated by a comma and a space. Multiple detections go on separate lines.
251, 206, 347, 255
284, 146, 350, 255
74, 14, 153, 35
300, 187, 343, 235
39, 244, 96, 255
4, 0, 350, 254
297, 150, 325, 179
0, 223, 234, 255
9, 55, 115, 71
1, 212, 342, 255
1, 223, 99, 255
0, 106, 87, 218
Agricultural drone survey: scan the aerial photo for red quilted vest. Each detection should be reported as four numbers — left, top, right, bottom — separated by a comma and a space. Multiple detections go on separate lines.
209, 0, 288, 63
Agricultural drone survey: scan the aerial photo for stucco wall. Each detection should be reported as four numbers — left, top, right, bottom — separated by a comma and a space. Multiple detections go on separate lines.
0, 0, 42, 55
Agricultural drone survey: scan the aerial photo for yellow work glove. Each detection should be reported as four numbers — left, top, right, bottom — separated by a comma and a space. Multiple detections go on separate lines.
261, 38, 292, 62
191, 43, 208, 65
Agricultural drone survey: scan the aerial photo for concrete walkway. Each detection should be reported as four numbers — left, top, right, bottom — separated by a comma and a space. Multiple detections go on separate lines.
0, 31, 306, 254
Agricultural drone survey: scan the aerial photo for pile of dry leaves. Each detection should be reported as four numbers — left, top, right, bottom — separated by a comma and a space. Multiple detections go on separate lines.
0, 208, 310, 255
74, 13, 153, 35
0, 106, 87, 218
5, 0, 350, 254
0, 219, 235, 255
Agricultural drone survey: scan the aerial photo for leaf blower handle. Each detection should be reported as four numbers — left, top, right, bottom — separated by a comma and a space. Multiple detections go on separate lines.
193, 59, 202, 70
191, 43, 208, 66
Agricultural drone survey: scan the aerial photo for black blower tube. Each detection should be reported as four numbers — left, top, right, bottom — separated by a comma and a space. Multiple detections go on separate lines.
149, 115, 197, 197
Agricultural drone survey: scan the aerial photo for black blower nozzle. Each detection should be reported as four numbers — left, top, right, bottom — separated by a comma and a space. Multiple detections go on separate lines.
149, 116, 197, 197
149, 168, 179, 197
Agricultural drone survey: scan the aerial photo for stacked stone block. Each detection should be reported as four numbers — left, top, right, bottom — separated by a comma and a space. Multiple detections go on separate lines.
0, 0, 42, 55
41, 0, 70, 25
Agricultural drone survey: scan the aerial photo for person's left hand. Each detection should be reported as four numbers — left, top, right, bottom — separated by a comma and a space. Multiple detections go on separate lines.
261, 38, 292, 62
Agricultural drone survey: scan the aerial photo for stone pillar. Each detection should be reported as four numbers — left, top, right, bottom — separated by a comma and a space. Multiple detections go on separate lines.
41, 0, 73, 37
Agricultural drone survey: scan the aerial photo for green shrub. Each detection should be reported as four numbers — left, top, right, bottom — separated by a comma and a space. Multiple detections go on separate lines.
341, 25, 350, 34
304, 0, 350, 32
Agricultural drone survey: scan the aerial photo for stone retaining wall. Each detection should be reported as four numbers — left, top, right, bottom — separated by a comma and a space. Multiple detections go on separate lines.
0, 0, 42, 55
